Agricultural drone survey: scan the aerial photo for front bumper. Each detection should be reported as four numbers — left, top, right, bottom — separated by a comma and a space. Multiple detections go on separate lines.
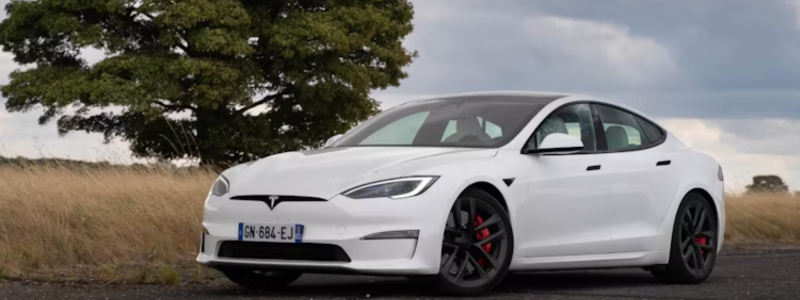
196, 177, 466, 275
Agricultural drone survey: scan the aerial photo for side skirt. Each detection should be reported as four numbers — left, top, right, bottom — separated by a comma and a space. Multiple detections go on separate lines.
509, 250, 670, 271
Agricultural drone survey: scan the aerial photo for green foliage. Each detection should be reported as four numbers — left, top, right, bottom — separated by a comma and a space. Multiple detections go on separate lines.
746, 175, 790, 194
155, 265, 181, 285
0, 0, 416, 167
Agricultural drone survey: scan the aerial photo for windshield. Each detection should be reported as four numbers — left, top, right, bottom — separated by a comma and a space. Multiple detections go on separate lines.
331, 95, 553, 148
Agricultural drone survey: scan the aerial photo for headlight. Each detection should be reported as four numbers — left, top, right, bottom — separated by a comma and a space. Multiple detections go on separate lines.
342, 176, 439, 199
210, 175, 229, 197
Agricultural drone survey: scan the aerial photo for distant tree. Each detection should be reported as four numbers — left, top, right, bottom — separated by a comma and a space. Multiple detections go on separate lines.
0, 0, 416, 168
746, 175, 789, 194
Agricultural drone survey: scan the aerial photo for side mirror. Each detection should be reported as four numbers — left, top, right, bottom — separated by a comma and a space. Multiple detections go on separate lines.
324, 134, 343, 147
523, 133, 584, 154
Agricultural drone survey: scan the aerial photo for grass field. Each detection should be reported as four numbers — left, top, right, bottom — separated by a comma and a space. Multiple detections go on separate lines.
0, 164, 798, 282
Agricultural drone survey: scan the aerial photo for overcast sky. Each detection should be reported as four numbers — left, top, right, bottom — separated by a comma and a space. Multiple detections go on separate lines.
2, 0, 800, 192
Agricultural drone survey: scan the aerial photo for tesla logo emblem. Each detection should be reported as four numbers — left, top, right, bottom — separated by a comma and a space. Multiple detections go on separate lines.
267, 195, 280, 210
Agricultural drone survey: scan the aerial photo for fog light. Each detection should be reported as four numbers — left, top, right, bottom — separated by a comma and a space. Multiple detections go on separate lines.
361, 230, 419, 240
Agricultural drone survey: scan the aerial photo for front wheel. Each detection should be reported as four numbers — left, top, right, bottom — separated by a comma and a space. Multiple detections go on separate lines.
221, 269, 302, 290
652, 193, 718, 283
435, 188, 514, 296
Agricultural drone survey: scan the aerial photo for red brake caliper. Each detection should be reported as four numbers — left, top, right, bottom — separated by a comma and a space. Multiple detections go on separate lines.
473, 215, 492, 266
695, 236, 707, 255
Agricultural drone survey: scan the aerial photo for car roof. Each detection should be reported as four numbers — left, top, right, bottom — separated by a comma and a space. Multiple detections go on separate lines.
408, 90, 653, 117
432, 90, 573, 99
409, 90, 572, 105
398, 90, 662, 127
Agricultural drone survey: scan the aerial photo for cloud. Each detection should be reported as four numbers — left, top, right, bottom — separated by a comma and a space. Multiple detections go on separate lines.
0, 50, 17, 85
386, 0, 800, 119
392, 1, 679, 96
593, 90, 800, 120
707, 118, 800, 156
80, 47, 108, 66
0, 108, 139, 163
781, 0, 800, 28
659, 118, 800, 192
519, 15, 679, 91
531, 0, 800, 89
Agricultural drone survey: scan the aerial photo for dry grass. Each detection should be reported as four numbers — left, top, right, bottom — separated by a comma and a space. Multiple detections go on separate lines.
0, 164, 798, 281
0, 164, 215, 281
724, 193, 800, 245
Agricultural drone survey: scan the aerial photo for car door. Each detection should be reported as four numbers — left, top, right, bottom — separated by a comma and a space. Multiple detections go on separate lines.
592, 104, 677, 253
516, 103, 619, 258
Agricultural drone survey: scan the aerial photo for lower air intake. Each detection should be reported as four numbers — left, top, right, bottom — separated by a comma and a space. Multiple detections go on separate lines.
218, 241, 351, 262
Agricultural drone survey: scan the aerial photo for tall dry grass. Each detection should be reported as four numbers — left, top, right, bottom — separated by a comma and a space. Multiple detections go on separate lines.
0, 164, 798, 280
0, 164, 215, 279
724, 192, 800, 245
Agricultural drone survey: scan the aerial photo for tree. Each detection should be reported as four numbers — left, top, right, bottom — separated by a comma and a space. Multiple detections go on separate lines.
0, 0, 416, 167
746, 175, 789, 194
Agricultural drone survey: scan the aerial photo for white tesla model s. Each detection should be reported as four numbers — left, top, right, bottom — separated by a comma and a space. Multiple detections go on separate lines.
197, 91, 725, 296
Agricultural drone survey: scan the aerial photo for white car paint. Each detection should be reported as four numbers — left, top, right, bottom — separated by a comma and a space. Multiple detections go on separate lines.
197, 91, 725, 276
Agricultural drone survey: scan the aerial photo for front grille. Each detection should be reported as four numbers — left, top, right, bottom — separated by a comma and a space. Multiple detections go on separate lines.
218, 241, 351, 262
229, 195, 327, 210
230, 195, 327, 202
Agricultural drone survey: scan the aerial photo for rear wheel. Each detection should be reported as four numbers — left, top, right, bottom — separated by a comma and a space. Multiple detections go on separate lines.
435, 188, 513, 296
221, 269, 302, 290
652, 193, 718, 283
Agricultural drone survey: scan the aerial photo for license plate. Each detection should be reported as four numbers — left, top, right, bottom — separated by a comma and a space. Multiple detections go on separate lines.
238, 223, 304, 243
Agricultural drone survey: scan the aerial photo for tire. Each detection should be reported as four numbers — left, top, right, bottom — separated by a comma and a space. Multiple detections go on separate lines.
652, 192, 718, 284
221, 269, 302, 290
434, 188, 514, 296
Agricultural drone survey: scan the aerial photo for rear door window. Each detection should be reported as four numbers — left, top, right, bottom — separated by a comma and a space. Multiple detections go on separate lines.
595, 105, 648, 151
635, 116, 665, 144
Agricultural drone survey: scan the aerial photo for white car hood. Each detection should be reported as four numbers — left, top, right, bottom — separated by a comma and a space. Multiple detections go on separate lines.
226, 147, 497, 199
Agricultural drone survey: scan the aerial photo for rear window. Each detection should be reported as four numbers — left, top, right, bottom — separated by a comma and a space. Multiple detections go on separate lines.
635, 116, 665, 144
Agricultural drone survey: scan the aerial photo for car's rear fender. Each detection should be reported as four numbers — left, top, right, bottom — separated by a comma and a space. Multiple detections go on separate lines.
654, 158, 725, 257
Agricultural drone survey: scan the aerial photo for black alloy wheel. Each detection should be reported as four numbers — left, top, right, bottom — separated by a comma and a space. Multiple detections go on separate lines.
652, 192, 718, 283
679, 199, 717, 274
436, 188, 513, 296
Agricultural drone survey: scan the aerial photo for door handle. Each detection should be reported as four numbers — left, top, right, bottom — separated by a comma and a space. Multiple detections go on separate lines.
586, 165, 601, 171
656, 160, 671, 166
